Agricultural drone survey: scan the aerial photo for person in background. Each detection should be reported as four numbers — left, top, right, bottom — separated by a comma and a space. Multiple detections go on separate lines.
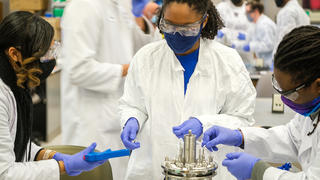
234, 0, 276, 69
59, 0, 158, 179
202, 25, 320, 180
0, 11, 107, 180
273, 0, 310, 54
143, 1, 160, 27
119, 0, 256, 179
215, 0, 253, 46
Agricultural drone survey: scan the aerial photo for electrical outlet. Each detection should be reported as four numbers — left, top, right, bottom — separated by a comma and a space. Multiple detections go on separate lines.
272, 94, 284, 113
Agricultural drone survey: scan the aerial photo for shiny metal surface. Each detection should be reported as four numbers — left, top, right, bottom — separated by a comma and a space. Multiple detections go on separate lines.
162, 131, 218, 180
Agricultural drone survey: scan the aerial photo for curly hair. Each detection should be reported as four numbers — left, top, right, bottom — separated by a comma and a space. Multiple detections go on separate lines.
274, 25, 320, 85
156, 0, 224, 39
0, 11, 54, 89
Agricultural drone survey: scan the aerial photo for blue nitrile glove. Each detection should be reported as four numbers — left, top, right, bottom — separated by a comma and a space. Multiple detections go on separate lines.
278, 163, 292, 171
222, 152, 260, 180
132, 0, 149, 17
237, 32, 246, 40
231, 44, 236, 49
217, 30, 224, 39
53, 143, 107, 176
121, 117, 140, 150
201, 125, 243, 152
172, 117, 203, 139
243, 44, 250, 52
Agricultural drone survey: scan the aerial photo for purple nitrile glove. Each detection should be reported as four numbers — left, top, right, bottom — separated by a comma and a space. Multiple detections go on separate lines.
222, 152, 260, 180
243, 44, 250, 52
217, 30, 224, 39
121, 117, 140, 150
201, 125, 243, 152
237, 32, 246, 40
172, 117, 203, 139
53, 143, 107, 176
132, 0, 149, 17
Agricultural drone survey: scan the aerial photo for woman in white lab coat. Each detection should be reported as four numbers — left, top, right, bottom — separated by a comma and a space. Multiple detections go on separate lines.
59, 0, 158, 179
274, 0, 310, 53
119, 0, 256, 179
202, 25, 320, 180
0, 11, 106, 180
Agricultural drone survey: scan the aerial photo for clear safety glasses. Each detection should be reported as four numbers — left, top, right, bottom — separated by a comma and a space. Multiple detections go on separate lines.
272, 74, 313, 101
40, 41, 61, 62
159, 13, 207, 37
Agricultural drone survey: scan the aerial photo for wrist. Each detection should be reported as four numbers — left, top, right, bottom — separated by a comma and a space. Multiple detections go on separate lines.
58, 161, 66, 174
36, 149, 57, 161
235, 129, 244, 148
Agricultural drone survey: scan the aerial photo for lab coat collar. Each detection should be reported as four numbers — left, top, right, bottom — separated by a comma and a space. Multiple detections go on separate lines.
171, 38, 210, 76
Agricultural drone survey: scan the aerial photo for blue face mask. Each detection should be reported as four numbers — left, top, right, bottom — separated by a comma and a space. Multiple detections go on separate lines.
246, 13, 254, 22
282, 96, 320, 117
164, 24, 203, 54
151, 15, 158, 24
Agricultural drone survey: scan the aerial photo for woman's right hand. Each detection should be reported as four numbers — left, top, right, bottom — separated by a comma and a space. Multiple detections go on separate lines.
53, 143, 106, 176
202, 126, 243, 151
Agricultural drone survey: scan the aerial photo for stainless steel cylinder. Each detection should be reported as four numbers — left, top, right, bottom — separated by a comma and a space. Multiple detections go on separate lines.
184, 130, 196, 164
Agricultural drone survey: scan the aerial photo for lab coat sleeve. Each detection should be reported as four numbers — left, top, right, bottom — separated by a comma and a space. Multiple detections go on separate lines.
61, 0, 123, 93
274, 11, 297, 53
119, 51, 148, 129
0, 91, 59, 180
196, 62, 256, 130
241, 115, 301, 163
250, 24, 275, 54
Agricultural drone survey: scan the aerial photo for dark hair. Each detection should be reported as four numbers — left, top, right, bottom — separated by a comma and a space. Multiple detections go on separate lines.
156, 0, 224, 39
0, 11, 54, 162
246, 0, 264, 14
274, 25, 320, 85
0, 11, 54, 89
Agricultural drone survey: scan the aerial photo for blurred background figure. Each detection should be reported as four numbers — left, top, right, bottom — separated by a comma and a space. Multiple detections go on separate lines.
215, 0, 253, 46
143, 1, 160, 27
234, 0, 276, 70
273, 0, 310, 54
59, 0, 158, 179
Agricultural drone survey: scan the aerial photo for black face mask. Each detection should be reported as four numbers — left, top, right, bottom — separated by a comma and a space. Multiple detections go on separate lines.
275, 0, 284, 7
231, 0, 242, 6
38, 59, 56, 82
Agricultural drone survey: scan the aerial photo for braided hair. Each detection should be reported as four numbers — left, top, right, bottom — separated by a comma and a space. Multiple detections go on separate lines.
156, 0, 224, 39
274, 25, 320, 85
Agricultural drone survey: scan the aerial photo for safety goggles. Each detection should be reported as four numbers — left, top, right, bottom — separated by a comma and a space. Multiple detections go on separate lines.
159, 13, 207, 37
272, 74, 314, 101
40, 41, 61, 62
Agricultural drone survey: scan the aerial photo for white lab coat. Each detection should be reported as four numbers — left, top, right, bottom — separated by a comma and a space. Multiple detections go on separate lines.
60, 0, 158, 179
274, 0, 310, 54
248, 14, 276, 68
119, 39, 256, 180
241, 113, 320, 180
216, 0, 253, 45
0, 79, 59, 180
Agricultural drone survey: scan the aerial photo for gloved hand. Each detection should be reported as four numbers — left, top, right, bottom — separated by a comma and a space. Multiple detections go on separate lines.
222, 152, 260, 180
172, 117, 203, 139
237, 32, 246, 40
217, 30, 224, 39
201, 125, 243, 151
53, 143, 107, 176
132, 0, 149, 17
243, 44, 250, 52
231, 44, 236, 49
121, 117, 140, 150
